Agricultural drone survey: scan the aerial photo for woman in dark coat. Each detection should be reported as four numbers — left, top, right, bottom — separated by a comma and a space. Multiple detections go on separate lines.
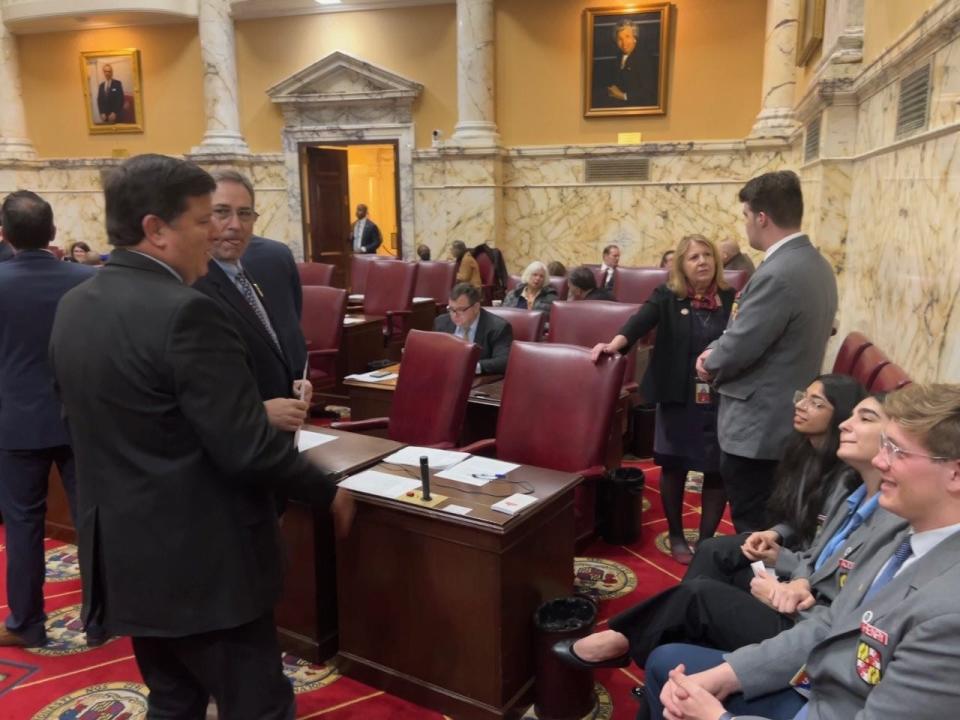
592, 234, 734, 563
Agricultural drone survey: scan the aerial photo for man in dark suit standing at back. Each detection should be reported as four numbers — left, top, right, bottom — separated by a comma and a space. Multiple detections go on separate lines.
195, 170, 310, 434
434, 283, 513, 375
697, 171, 837, 532
0, 191, 96, 647
96, 64, 125, 124
50, 154, 353, 719
349, 203, 381, 254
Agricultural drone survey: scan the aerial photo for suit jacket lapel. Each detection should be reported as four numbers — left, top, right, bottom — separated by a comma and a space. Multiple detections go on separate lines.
207, 262, 286, 364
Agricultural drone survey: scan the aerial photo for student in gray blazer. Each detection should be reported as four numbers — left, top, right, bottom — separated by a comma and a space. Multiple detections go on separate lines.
697, 171, 837, 533
645, 383, 960, 720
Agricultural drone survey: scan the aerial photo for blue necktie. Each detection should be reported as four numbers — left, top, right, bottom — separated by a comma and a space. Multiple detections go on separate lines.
815, 511, 865, 572
861, 538, 913, 606
236, 270, 281, 352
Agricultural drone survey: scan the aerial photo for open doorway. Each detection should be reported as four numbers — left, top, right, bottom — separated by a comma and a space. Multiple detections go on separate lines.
300, 141, 400, 287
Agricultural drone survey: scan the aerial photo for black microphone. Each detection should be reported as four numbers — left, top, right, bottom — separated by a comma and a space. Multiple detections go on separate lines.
419, 455, 432, 501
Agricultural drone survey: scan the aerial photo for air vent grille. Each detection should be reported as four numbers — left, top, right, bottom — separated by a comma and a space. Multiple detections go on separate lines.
804, 115, 822, 162
895, 65, 930, 139
584, 157, 650, 182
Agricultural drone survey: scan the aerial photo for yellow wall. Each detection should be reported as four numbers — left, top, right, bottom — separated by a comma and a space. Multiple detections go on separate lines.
863, 0, 939, 66
235, 6, 457, 152
347, 144, 398, 257
19, 23, 204, 157
496, 0, 767, 145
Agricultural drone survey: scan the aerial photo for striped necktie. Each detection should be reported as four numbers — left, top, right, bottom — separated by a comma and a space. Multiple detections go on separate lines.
236, 270, 281, 352
860, 538, 913, 606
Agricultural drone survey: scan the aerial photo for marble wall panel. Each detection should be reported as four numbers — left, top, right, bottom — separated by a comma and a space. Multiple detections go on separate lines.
854, 82, 898, 154
931, 33, 960, 130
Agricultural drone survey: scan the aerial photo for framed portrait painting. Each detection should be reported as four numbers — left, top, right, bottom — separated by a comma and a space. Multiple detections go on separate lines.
583, 4, 671, 118
80, 49, 144, 134
796, 0, 826, 66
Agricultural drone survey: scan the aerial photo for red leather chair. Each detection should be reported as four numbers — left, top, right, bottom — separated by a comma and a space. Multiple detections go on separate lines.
460, 342, 626, 543
350, 254, 397, 294
474, 251, 496, 305
832, 331, 873, 375
548, 275, 568, 300
869, 362, 912, 392
300, 286, 347, 393
506, 273, 522, 290
414, 260, 457, 313
485, 306, 546, 342
723, 269, 750, 293
851, 345, 891, 389
297, 262, 335, 287
363, 260, 418, 352
332, 330, 480, 448
548, 300, 641, 391
612, 267, 668, 304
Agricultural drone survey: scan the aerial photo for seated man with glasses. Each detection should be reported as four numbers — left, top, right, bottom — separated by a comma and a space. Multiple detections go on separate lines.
193, 170, 311, 439
433, 283, 513, 375
643, 383, 960, 720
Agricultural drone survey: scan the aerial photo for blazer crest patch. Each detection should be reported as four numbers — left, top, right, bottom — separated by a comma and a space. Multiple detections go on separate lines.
856, 640, 883, 685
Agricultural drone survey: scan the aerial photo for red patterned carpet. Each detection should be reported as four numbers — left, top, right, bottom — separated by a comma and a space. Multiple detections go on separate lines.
0, 463, 732, 719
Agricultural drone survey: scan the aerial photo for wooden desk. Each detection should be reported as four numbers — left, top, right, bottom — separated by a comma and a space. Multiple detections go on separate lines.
316, 314, 387, 404
276, 428, 404, 662
336, 462, 580, 719
409, 297, 439, 332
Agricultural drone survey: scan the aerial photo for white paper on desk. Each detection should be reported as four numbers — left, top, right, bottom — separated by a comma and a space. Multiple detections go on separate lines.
383, 446, 470, 470
297, 431, 338, 452
338, 470, 420, 499
413, 296, 435, 303
436, 456, 521, 487
348, 294, 364, 303
343, 370, 399, 383
343, 316, 365, 326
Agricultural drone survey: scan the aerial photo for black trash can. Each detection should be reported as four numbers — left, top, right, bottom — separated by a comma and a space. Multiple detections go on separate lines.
597, 467, 646, 545
533, 596, 598, 720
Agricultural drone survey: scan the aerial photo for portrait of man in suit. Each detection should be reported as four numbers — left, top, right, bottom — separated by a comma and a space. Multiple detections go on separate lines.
584, 6, 669, 116
82, 51, 143, 132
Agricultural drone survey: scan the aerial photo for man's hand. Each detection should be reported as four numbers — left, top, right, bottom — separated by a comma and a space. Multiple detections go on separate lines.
330, 488, 355, 539
695, 349, 714, 382
263, 398, 309, 432
661, 662, 740, 720
741, 529, 782, 563
662, 665, 729, 720
749, 570, 780, 609
107, 112, 117, 123
607, 85, 627, 101
292, 379, 313, 406
768, 578, 815, 614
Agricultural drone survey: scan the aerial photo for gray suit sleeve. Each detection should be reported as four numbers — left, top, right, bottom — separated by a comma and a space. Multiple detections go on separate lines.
705, 271, 793, 382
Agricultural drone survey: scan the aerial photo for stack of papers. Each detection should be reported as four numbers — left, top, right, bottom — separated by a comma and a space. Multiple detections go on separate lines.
348, 294, 364, 303
344, 370, 398, 383
413, 296, 436, 303
436, 456, 520, 487
383, 447, 471, 470
343, 316, 365, 326
297, 431, 338, 452
338, 470, 420, 499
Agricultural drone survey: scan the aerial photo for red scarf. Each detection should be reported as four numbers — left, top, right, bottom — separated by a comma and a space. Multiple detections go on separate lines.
686, 281, 720, 311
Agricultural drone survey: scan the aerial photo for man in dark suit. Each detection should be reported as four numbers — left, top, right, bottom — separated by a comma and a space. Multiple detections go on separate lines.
603, 20, 659, 108
599, 244, 619, 290
433, 283, 513, 375
0, 237, 13, 262
96, 64, 125, 124
349, 203, 381, 254
50, 154, 352, 719
0, 191, 96, 648
568, 265, 613, 301
720, 239, 757, 278
697, 171, 838, 531
194, 170, 309, 434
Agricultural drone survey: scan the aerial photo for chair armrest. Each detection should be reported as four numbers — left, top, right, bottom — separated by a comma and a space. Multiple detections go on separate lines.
457, 438, 497, 455
424, 441, 456, 450
622, 381, 639, 394
384, 309, 413, 318
308, 348, 339, 358
575, 465, 609, 482
330, 417, 389, 432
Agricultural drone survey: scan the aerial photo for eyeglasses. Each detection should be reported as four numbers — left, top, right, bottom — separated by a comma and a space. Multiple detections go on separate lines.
793, 390, 830, 410
446, 302, 478, 315
212, 207, 259, 223
878, 431, 955, 463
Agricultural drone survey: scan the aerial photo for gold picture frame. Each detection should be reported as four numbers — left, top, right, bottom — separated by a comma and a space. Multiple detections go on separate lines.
80, 49, 144, 134
583, 4, 671, 118
796, 0, 826, 66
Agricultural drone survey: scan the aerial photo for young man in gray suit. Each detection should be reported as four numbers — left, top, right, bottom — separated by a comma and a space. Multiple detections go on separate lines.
697, 171, 838, 532
645, 383, 960, 720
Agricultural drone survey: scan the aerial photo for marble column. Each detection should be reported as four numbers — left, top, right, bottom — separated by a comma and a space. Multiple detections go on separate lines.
452, 0, 500, 147
0, 22, 36, 159
750, 0, 801, 138
191, 0, 249, 156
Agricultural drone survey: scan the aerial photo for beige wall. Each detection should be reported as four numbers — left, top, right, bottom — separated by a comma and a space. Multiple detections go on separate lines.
19, 23, 204, 157
863, 0, 940, 65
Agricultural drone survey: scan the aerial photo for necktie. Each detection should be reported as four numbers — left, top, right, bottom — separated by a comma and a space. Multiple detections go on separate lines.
236, 270, 281, 352
860, 538, 913, 606
814, 508, 866, 572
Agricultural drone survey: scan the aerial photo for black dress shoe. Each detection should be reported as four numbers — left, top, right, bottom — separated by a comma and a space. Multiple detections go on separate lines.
552, 638, 631, 669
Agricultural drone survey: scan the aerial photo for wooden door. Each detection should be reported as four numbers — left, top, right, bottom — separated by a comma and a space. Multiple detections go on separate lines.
304, 146, 350, 287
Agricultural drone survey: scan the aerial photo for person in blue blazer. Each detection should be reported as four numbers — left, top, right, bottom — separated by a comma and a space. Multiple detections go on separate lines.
0, 191, 96, 647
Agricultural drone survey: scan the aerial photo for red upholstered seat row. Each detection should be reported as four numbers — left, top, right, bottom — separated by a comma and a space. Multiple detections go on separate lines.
832, 331, 912, 392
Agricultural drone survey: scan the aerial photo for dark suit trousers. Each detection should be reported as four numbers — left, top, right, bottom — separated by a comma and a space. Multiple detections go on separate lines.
720, 451, 779, 532
685, 532, 755, 592
0, 446, 76, 643
607, 577, 795, 668
131, 611, 294, 720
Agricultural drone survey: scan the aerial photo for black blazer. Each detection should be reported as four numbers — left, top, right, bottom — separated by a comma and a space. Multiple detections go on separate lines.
243, 236, 307, 375
349, 219, 382, 253
193, 260, 295, 404
585, 287, 614, 302
433, 308, 513, 375
0, 241, 13, 262
619, 284, 735, 404
50, 250, 337, 638
97, 80, 125, 118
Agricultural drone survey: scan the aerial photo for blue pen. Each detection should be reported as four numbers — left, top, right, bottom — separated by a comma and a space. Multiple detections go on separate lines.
472, 472, 506, 480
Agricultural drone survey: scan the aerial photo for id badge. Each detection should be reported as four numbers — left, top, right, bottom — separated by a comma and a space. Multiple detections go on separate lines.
695, 382, 712, 405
